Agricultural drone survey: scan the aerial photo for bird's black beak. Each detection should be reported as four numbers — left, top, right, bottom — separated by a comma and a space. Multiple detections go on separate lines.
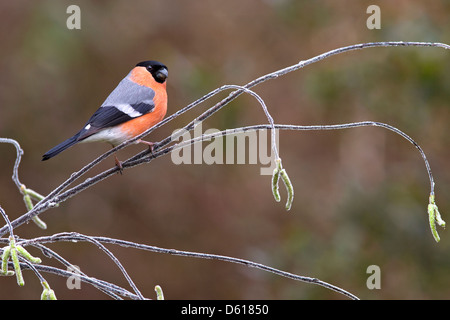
155, 68, 168, 83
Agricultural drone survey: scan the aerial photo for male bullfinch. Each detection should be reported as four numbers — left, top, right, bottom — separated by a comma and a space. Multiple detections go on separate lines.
42, 60, 168, 166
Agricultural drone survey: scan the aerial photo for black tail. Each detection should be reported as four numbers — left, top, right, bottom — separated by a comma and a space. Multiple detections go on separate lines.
42, 133, 80, 161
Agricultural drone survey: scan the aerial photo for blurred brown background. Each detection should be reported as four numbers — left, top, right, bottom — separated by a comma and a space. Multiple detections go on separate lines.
1, 0, 450, 299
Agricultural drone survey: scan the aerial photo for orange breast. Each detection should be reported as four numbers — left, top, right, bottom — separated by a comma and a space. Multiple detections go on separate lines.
118, 104, 166, 137
119, 67, 167, 138
120, 67, 167, 138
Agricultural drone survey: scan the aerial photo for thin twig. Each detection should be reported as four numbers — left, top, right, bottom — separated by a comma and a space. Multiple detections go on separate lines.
2, 41, 447, 236
0, 138, 24, 189
20, 232, 359, 300
0, 206, 14, 238
0, 41, 450, 236
65, 233, 145, 300
0, 41, 448, 300
17, 262, 141, 299
32, 242, 124, 299
29, 120, 432, 216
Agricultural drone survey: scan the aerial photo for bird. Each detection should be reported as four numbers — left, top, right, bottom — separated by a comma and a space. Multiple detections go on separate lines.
42, 60, 168, 171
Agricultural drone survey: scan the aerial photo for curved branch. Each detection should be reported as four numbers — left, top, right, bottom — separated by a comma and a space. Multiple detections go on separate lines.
20, 232, 359, 300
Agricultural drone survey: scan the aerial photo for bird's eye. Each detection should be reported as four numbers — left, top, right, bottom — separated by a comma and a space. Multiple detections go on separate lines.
146, 66, 153, 72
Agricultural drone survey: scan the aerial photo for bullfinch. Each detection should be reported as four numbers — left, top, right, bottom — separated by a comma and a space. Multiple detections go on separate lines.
42, 60, 168, 166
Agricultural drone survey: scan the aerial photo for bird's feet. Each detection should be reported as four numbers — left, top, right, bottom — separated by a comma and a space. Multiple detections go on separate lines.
115, 155, 123, 175
114, 140, 154, 174
137, 139, 155, 154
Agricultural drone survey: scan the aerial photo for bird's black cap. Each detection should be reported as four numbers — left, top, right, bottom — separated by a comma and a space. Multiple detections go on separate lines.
136, 60, 168, 83
136, 60, 167, 70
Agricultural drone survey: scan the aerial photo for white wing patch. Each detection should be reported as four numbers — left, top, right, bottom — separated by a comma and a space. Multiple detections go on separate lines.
113, 104, 143, 118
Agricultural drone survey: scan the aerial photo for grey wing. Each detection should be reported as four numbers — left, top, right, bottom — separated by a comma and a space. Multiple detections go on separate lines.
77, 77, 156, 140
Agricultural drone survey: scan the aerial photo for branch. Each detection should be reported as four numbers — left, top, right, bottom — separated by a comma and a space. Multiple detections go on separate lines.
18, 232, 359, 300
0, 41, 448, 300
4, 40, 447, 236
